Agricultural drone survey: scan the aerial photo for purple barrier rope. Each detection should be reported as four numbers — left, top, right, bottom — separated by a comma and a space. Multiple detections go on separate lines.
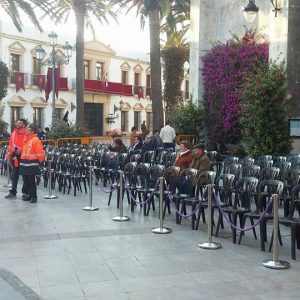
124, 177, 160, 206
164, 179, 205, 218
92, 169, 118, 193
212, 189, 273, 232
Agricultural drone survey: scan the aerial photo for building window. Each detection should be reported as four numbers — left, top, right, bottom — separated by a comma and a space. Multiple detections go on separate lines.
33, 57, 42, 75
146, 112, 153, 131
10, 53, 20, 72
96, 62, 104, 80
122, 70, 128, 84
10, 107, 21, 129
134, 111, 141, 130
121, 111, 128, 131
33, 108, 43, 127
84, 60, 90, 80
56, 108, 64, 121
134, 72, 140, 86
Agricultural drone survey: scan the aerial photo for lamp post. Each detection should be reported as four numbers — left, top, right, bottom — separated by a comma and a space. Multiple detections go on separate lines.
35, 31, 72, 126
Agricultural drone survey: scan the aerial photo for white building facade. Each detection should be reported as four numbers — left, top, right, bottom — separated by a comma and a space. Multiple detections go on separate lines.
0, 20, 189, 135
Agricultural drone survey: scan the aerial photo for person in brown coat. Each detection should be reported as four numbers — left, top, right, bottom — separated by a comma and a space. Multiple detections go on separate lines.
190, 144, 212, 185
174, 141, 193, 170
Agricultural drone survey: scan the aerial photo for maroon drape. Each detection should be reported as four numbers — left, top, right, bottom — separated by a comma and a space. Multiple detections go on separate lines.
15, 72, 25, 92
45, 68, 60, 101
138, 87, 144, 100
36, 75, 45, 92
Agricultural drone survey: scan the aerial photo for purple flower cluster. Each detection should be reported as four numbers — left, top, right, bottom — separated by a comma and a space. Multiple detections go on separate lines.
202, 38, 269, 143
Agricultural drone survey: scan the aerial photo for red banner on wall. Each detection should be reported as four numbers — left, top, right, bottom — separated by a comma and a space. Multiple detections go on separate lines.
14, 72, 25, 92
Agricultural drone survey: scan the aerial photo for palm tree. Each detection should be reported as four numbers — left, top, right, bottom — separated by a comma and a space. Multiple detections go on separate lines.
161, 0, 190, 118
0, 0, 54, 32
113, 0, 169, 130
47, 0, 117, 125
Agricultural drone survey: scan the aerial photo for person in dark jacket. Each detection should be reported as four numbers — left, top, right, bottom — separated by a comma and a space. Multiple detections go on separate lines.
132, 135, 143, 153
141, 134, 155, 155
108, 138, 127, 153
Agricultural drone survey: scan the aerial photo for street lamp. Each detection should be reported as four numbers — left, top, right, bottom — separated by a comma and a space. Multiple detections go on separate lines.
243, 0, 281, 22
35, 31, 72, 126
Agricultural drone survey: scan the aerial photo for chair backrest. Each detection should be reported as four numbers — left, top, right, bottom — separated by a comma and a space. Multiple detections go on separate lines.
234, 177, 259, 208
257, 155, 273, 161
148, 164, 164, 188
130, 154, 141, 163
223, 156, 239, 167
117, 153, 128, 171
210, 162, 224, 180
238, 157, 255, 167
257, 159, 273, 169
273, 161, 291, 180
273, 156, 287, 164
283, 168, 300, 186
163, 166, 181, 193
216, 173, 235, 190
242, 164, 260, 178
224, 163, 242, 178
179, 168, 198, 180
134, 163, 151, 187
143, 150, 155, 164
206, 151, 217, 162
257, 179, 284, 211
290, 184, 300, 218
124, 162, 137, 185
259, 166, 280, 180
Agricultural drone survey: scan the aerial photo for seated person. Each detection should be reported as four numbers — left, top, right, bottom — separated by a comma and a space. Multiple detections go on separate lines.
108, 138, 127, 154
132, 135, 144, 153
141, 134, 155, 155
153, 130, 162, 148
190, 144, 212, 186
174, 141, 193, 170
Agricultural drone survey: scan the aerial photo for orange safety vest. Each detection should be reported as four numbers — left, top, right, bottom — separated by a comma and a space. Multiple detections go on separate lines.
6, 127, 26, 166
19, 134, 45, 169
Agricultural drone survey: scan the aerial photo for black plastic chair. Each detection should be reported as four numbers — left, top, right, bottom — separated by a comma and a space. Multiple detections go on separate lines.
238, 179, 284, 251
242, 164, 260, 178
210, 162, 224, 183
259, 166, 280, 181
215, 177, 258, 244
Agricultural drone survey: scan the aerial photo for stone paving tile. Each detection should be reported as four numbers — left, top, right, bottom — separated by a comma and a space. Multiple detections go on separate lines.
0, 174, 299, 299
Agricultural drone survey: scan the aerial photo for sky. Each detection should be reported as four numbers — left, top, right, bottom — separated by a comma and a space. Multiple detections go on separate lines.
2, 7, 151, 61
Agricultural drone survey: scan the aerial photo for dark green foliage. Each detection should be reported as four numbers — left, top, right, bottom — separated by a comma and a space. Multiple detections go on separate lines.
162, 46, 187, 117
240, 61, 292, 158
169, 100, 203, 135
48, 121, 92, 140
0, 61, 9, 100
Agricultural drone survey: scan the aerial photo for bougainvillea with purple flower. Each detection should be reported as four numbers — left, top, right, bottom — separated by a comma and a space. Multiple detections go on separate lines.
202, 32, 269, 144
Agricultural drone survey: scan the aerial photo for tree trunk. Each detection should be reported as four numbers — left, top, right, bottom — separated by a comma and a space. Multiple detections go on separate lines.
149, 9, 164, 130
75, 2, 86, 126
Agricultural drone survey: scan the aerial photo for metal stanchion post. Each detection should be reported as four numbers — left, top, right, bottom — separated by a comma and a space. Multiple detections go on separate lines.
198, 184, 222, 249
112, 170, 130, 221
262, 194, 290, 269
44, 160, 57, 199
83, 166, 99, 211
3, 160, 12, 189
152, 177, 172, 234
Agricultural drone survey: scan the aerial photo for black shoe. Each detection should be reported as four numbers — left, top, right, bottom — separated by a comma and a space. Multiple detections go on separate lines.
22, 194, 29, 200
22, 196, 31, 201
5, 192, 16, 199
30, 198, 37, 203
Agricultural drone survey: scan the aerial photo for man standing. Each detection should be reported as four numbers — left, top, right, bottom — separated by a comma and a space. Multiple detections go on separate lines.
5, 119, 27, 199
160, 120, 176, 150
19, 125, 45, 203
141, 120, 148, 139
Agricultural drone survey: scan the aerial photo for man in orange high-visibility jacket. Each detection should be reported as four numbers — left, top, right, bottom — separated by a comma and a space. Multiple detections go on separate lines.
19, 125, 45, 203
5, 119, 27, 199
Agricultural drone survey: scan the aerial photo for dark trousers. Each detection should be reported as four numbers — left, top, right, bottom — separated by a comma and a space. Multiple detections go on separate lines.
9, 161, 27, 195
23, 175, 37, 199
163, 143, 174, 150
175, 177, 193, 195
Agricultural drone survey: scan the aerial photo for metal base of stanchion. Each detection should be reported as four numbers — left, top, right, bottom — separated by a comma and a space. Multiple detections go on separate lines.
2, 184, 12, 189
152, 227, 172, 234
83, 206, 99, 211
198, 242, 222, 250
262, 259, 290, 270
112, 216, 130, 221
44, 195, 58, 199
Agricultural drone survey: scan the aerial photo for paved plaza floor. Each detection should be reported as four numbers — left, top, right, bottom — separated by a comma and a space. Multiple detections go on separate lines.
0, 175, 299, 300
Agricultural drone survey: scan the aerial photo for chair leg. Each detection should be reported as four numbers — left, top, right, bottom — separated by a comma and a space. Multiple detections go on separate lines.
232, 213, 237, 244
250, 218, 257, 239
238, 216, 246, 245
291, 224, 296, 260
215, 214, 222, 237
260, 220, 266, 252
